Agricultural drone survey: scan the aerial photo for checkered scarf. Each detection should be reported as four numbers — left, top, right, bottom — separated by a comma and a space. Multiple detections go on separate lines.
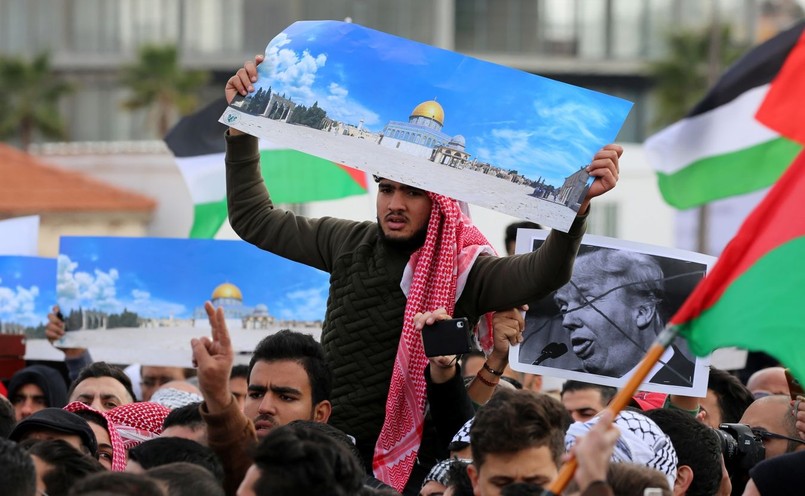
64, 401, 128, 472
150, 387, 203, 410
106, 401, 171, 451
373, 194, 495, 490
565, 410, 678, 489
449, 417, 474, 449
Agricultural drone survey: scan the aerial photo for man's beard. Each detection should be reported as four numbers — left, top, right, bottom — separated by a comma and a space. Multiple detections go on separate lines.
376, 221, 428, 252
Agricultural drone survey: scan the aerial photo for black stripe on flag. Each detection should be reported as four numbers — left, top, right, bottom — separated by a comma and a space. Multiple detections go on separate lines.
164, 97, 229, 157
688, 20, 804, 117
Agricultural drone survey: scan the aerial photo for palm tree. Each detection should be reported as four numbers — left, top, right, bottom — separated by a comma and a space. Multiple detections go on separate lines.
121, 44, 210, 137
0, 53, 74, 150
648, 24, 747, 131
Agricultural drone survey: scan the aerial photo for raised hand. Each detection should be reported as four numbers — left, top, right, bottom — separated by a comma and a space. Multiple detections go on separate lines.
225, 54, 264, 105
489, 305, 526, 362
44, 304, 86, 358
579, 144, 623, 214
191, 302, 235, 412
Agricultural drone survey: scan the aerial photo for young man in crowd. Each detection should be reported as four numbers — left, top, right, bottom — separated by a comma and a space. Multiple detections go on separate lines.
469, 389, 619, 496
7, 364, 68, 421
67, 361, 137, 412
192, 302, 332, 495
560, 381, 616, 423
646, 408, 722, 496
224, 56, 621, 492
698, 367, 754, 428
468, 389, 567, 494
236, 422, 365, 496
0, 438, 37, 496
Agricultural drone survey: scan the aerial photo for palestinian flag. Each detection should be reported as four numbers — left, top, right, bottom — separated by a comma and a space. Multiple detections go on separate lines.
645, 20, 805, 209
670, 147, 805, 383
166, 98, 368, 238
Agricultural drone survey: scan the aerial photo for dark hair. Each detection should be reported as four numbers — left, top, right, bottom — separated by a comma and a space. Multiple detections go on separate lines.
8, 364, 68, 409
230, 364, 249, 380
470, 389, 568, 468
707, 367, 754, 424
251, 423, 364, 496
249, 330, 332, 405
26, 439, 105, 496
162, 402, 204, 430
67, 472, 164, 496
560, 380, 617, 404
128, 437, 224, 484
445, 459, 473, 496
606, 462, 672, 496
0, 394, 15, 438
0, 438, 36, 496
645, 408, 721, 496
147, 462, 224, 496
72, 408, 109, 430
68, 362, 137, 405
504, 221, 542, 248
500, 482, 545, 496
287, 420, 365, 474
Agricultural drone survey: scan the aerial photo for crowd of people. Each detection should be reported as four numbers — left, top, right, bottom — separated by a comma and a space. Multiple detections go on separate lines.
1, 58, 804, 496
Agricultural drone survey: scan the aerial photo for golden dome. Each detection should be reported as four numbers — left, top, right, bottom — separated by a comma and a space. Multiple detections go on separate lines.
211, 283, 243, 301
410, 100, 444, 126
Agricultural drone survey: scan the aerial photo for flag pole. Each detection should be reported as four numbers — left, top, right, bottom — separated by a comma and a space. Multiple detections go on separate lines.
541, 325, 681, 496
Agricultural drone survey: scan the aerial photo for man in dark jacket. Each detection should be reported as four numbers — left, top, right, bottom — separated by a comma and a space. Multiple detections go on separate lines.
8, 364, 68, 421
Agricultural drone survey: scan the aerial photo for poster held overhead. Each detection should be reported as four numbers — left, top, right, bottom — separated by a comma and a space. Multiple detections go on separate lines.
220, 20, 632, 232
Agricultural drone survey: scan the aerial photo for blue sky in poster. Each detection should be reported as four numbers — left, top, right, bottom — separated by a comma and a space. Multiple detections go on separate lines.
57, 237, 329, 321
0, 256, 56, 327
253, 20, 633, 185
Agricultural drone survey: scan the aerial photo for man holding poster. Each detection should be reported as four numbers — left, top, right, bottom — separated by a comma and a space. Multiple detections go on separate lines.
223, 56, 622, 492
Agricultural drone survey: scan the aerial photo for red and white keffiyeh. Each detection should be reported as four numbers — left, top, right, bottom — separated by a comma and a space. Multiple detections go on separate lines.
106, 401, 171, 451
373, 194, 495, 490
64, 401, 128, 471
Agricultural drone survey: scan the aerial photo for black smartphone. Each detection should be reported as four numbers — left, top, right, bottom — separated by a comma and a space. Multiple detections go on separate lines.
56, 310, 70, 332
421, 317, 473, 357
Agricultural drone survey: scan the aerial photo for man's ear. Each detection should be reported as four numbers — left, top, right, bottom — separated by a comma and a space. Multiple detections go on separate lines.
313, 400, 332, 423
467, 463, 481, 496
674, 465, 694, 496
635, 300, 657, 329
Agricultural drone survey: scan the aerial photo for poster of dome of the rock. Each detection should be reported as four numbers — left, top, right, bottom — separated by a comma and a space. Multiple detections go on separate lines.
221, 20, 633, 232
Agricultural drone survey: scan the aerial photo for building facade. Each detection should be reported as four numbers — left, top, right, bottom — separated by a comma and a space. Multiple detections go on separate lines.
1, 0, 781, 144
2, 0, 802, 246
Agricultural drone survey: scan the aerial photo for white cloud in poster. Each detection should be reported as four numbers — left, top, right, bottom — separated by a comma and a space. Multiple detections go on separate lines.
277, 285, 327, 321
127, 289, 186, 319
324, 82, 380, 127
262, 35, 379, 128
57, 255, 187, 320
264, 33, 327, 104
58, 254, 122, 313
0, 283, 41, 325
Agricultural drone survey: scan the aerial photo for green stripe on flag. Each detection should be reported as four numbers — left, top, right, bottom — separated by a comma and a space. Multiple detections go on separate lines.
260, 149, 367, 204
657, 137, 802, 209
679, 236, 805, 382
189, 200, 229, 238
